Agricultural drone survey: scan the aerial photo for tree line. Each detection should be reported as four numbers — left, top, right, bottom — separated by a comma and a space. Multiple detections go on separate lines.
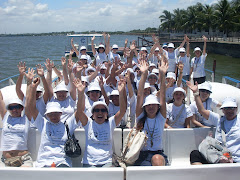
159, 0, 240, 36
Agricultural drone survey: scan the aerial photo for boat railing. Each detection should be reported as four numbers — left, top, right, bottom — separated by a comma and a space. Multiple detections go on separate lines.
205, 68, 215, 82
222, 76, 240, 88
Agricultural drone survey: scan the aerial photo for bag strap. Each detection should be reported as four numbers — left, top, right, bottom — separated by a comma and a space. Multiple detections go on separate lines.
64, 122, 71, 139
122, 128, 138, 158
220, 120, 227, 146
169, 105, 185, 126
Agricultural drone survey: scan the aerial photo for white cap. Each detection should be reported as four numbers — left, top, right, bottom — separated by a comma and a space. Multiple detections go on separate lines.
85, 66, 96, 74
6, 98, 24, 109
168, 43, 175, 48
80, 46, 87, 51
98, 44, 105, 49
126, 68, 134, 74
142, 94, 160, 107
81, 76, 89, 84
199, 81, 212, 93
54, 84, 68, 93
37, 85, 44, 92
100, 64, 107, 70
141, 47, 147, 51
155, 47, 160, 51
149, 63, 157, 68
172, 87, 186, 97
152, 68, 159, 74
80, 55, 88, 60
194, 47, 202, 53
91, 101, 109, 113
144, 82, 156, 93
147, 73, 158, 80
166, 72, 176, 80
179, 47, 186, 53
45, 102, 63, 115
112, 44, 118, 49
109, 90, 119, 97
133, 65, 139, 72
162, 44, 168, 48
220, 97, 238, 109
87, 83, 101, 92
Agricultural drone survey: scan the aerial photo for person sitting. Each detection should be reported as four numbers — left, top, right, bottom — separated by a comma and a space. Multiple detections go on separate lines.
187, 81, 240, 164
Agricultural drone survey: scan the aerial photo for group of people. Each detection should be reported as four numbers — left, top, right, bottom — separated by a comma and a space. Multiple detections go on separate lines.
0, 33, 239, 168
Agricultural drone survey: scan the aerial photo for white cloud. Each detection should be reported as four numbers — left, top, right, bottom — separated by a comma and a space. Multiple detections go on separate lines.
97, 5, 112, 16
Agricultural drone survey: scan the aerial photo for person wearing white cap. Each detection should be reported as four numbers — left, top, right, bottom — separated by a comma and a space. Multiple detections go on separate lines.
147, 72, 159, 91
91, 35, 109, 66
190, 81, 221, 127
71, 38, 91, 64
0, 90, 33, 167
15, 63, 50, 116
74, 77, 127, 167
149, 63, 157, 73
25, 77, 82, 167
148, 42, 168, 66
190, 35, 208, 84
134, 59, 168, 166
176, 35, 191, 82
107, 36, 121, 62
187, 81, 240, 164
166, 36, 186, 73
166, 87, 193, 128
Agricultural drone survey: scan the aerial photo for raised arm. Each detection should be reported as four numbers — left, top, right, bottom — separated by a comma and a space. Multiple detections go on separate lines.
98, 76, 109, 105
16, 61, 26, 101
104, 33, 110, 55
136, 60, 149, 117
71, 38, 80, 57
176, 62, 183, 87
158, 61, 168, 118
186, 81, 210, 120
125, 71, 134, 98
177, 35, 186, 50
61, 57, 69, 86
73, 78, 88, 125
44, 58, 54, 99
67, 58, 76, 101
202, 35, 207, 56
91, 36, 97, 56
36, 64, 50, 104
0, 90, 7, 119
114, 78, 127, 125
186, 35, 190, 57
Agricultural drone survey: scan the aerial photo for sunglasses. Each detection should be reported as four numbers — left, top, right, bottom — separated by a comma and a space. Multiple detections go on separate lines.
93, 108, 107, 113
113, 48, 118, 50
149, 76, 157, 80
90, 90, 100, 93
199, 89, 211, 93
8, 104, 22, 110
99, 47, 104, 49
223, 107, 236, 110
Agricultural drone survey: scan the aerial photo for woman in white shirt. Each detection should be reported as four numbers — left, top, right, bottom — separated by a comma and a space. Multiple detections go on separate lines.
135, 59, 168, 166
76, 77, 126, 167
166, 87, 193, 128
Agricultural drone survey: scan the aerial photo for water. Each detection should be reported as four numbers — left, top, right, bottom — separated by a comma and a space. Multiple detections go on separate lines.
0, 35, 239, 88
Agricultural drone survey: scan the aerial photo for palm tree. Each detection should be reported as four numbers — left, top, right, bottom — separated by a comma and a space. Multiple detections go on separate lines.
231, 0, 240, 32
202, 4, 217, 35
159, 10, 174, 32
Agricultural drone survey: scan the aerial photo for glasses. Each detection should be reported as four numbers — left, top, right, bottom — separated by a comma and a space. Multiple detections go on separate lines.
93, 108, 107, 113
99, 47, 104, 49
223, 107, 236, 110
149, 76, 157, 80
113, 48, 118, 50
8, 104, 22, 110
90, 90, 100, 93
200, 89, 211, 93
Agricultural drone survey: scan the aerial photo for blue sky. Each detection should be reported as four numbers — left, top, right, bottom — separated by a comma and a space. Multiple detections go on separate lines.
0, 0, 218, 34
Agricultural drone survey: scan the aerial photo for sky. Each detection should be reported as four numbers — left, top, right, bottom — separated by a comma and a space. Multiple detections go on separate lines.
0, 0, 218, 34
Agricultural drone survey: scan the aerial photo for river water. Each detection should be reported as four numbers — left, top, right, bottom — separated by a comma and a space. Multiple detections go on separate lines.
0, 35, 239, 88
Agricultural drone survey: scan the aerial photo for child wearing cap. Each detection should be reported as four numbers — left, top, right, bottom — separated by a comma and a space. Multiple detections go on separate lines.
165, 87, 193, 128
190, 81, 221, 127
71, 38, 91, 64
134, 59, 168, 166
25, 77, 81, 167
0, 91, 33, 167
187, 81, 240, 164
190, 35, 208, 84
75, 77, 127, 167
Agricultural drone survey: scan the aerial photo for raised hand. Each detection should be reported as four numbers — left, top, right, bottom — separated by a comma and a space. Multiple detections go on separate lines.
73, 78, 86, 92
36, 64, 44, 77
91, 36, 95, 41
177, 61, 184, 72
44, 58, 54, 71
125, 39, 128, 45
185, 34, 189, 42
202, 35, 207, 42
118, 77, 126, 93
137, 59, 149, 73
152, 34, 159, 43
186, 81, 198, 93
124, 47, 131, 58
130, 40, 136, 51
67, 58, 74, 73
18, 61, 26, 74
158, 61, 168, 75
98, 76, 104, 88
32, 77, 40, 88
25, 68, 36, 81
61, 57, 67, 67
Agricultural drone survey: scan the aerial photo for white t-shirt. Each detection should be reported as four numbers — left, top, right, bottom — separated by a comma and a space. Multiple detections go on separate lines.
176, 55, 191, 76
137, 112, 166, 151
95, 51, 107, 65
50, 96, 76, 123
108, 52, 121, 62
108, 101, 128, 127
190, 98, 219, 126
33, 113, 79, 167
83, 116, 116, 165
36, 97, 46, 116
77, 53, 92, 64
0, 112, 30, 151
165, 84, 178, 102
167, 49, 178, 72
191, 54, 207, 78
167, 103, 193, 128
214, 114, 240, 162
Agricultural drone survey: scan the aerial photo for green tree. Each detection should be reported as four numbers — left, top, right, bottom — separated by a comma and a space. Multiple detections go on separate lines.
159, 10, 174, 32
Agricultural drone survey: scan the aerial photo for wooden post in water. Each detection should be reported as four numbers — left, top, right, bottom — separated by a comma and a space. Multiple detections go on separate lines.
212, 60, 216, 82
